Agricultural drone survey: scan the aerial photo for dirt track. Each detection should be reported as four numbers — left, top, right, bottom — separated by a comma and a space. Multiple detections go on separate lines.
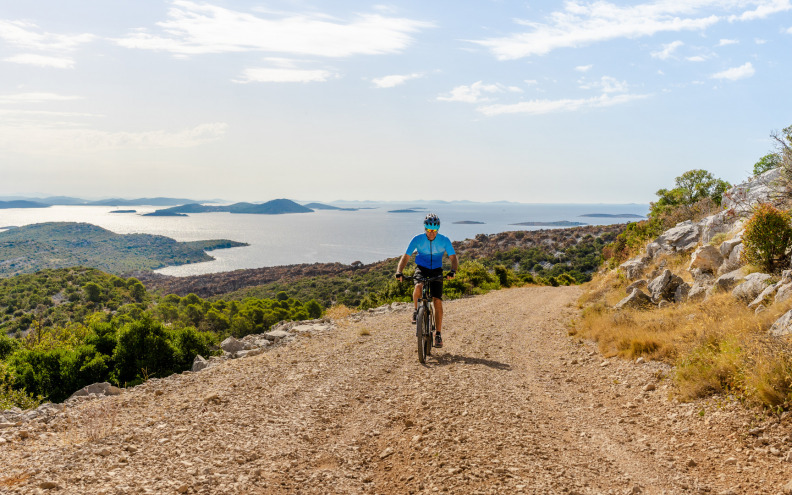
2, 286, 792, 494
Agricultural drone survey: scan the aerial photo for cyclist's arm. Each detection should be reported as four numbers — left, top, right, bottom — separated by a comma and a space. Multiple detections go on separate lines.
449, 254, 458, 272
396, 254, 411, 274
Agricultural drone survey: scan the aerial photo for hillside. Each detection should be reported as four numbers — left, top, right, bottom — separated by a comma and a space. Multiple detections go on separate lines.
1, 286, 787, 493
0, 222, 247, 277
145, 199, 313, 216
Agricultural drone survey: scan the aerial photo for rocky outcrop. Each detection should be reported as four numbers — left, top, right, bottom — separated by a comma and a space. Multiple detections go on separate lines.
722, 168, 783, 216
731, 273, 774, 303
688, 245, 723, 274
770, 309, 792, 336
708, 269, 747, 296
647, 269, 684, 303
614, 289, 654, 310
620, 256, 649, 281
652, 221, 702, 254
717, 243, 744, 276
67, 382, 122, 401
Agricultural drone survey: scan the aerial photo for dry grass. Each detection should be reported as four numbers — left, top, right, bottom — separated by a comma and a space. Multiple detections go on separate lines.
578, 265, 792, 409
0, 472, 31, 487
325, 304, 356, 320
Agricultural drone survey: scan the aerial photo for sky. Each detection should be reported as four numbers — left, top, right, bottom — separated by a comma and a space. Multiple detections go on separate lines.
0, 0, 790, 203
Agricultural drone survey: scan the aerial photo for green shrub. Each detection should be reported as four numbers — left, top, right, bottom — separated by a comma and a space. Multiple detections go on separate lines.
742, 203, 792, 273
112, 317, 176, 385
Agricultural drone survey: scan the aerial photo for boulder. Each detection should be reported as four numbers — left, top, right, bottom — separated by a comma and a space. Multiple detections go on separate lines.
264, 329, 290, 341
614, 289, 654, 310
192, 355, 209, 372
719, 237, 743, 259
619, 255, 649, 281
717, 244, 744, 276
674, 282, 691, 303
769, 309, 792, 337
749, 283, 780, 310
648, 269, 684, 303
654, 221, 702, 254
708, 269, 746, 295
700, 212, 737, 244
220, 337, 245, 353
68, 382, 122, 400
731, 273, 774, 303
688, 270, 715, 302
775, 283, 792, 304
722, 168, 783, 216
688, 245, 724, 274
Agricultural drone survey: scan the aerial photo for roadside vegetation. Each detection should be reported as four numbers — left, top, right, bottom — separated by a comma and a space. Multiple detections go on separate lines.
576, 124, 792, 411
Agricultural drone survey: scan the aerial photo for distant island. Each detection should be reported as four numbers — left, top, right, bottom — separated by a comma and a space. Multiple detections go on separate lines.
302, 202, 358, 211
510, 221, 588, 227
580, 213, 644, 218
454, 221, 485, 225
109, 210, 136, 214
0, 222, 248, 278
0, 200, 49, 209
145, 199, 313, 216
388, 209, 426, 213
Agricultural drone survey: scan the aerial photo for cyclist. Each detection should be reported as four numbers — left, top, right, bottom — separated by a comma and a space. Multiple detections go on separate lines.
395, 213, 458, 348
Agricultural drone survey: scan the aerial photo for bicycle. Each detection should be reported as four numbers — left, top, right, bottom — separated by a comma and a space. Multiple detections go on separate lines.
400, 274, 447, 364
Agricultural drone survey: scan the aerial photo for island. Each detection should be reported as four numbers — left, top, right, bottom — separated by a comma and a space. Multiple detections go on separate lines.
109, 210, 136, 214
145, 199, 313, 216
0, 200, 49, 209
388, 208, 426, 213
453, 221, 485, 225
580, 213, 645, 218
0, 222, 248, 278
302, 202, 358, 211
142, 211, 189, 217
510, 221, 588, 227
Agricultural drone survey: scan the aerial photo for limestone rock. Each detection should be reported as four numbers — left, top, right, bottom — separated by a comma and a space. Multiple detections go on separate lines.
700, 212, 737, 244
619, 255, 649, 281
654, 221, 701, 254
648, 269, 683, 303
777, 283, 792, 304
192, 355, 209, 372
264, 329, 290, 341
625, 279, 647, 293
732, 273, 774, 303
718, 243, 744, 276
68, 382, 122, 401
674, 282, 691, 303
770, 309, 792, 337
709, 269, 746, 296
719, 237, 743, 259
220, 337, 245, 353
688, 245, 723, 274
749, 283, 780, 309
614, 289, 654, 310
722, 168, 783, 216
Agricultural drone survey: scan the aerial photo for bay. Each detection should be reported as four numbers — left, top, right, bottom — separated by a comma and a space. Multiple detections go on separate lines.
0, 202, 648, 276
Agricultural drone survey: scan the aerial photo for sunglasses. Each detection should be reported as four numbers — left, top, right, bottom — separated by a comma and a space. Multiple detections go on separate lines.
425, 227, 439, 232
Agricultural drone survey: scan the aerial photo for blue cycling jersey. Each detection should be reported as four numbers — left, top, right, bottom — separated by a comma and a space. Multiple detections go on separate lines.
405, 233, 455, 269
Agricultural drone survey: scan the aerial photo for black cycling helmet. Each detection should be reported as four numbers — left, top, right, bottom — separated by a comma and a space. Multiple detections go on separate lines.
424, 213, 440, 230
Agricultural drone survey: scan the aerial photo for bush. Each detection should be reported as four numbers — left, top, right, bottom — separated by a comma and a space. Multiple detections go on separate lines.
742, 203, 792, 273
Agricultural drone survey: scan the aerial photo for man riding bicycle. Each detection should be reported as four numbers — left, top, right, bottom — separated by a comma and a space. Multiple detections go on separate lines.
395, 213, 458, 348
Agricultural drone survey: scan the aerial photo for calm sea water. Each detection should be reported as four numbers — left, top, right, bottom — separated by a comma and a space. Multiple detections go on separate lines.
0, 203, 648, 276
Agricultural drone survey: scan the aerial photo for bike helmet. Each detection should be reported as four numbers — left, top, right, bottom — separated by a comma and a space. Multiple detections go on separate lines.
424, 213, 440, 230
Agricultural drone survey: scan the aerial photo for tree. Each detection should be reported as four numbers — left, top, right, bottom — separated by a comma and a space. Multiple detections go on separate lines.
654, 169, 731, 209
754, 153, 781, 176
83, 282, 102, 303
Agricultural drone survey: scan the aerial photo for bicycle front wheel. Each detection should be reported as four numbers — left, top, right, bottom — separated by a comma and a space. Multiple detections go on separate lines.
417, 306, 428, 364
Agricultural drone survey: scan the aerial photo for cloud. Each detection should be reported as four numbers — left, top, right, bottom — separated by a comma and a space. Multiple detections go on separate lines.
115, 1, 433, 57
651, 40, 684, 60
234, 67, 335, 83
477, 93, 649, 116
579, 76, 629, 93
686, 55, 707, 62
755, 37, 768, 43
437, 81, 509, 103
0, 122, 228, 154
575, 64, 593, 72
372, 73, 423, 88
0, 92, 83, 104
468, 0, 790, 60
717, 38, 739, 46
0, 20, 95, 51
711, 62, 755, 80
3, 54, 74, 69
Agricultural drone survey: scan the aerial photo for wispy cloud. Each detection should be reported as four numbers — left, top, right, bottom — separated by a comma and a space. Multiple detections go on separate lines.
478, 93, 649, 116
711, 62, 755, 80
3, 54, 74, 69
651, 40, 684, 60
0, 92, 83, 104
115, 1, 433, 57
0, 20, 95, 51
0, 122, 228, 154
717, 38, 739, 46
578, 76, 629, 93
686, 55, 707, 62
469, 0, 790, 60
372, 73, 423, 88
575, 65, 593, 72
436, 81, 511, 104
234, 68, 335, 83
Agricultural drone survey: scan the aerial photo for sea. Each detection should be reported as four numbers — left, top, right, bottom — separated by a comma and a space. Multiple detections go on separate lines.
0, 202, 649, 277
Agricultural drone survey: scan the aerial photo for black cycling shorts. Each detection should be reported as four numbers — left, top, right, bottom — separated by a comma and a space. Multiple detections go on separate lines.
414, 266, 444, 300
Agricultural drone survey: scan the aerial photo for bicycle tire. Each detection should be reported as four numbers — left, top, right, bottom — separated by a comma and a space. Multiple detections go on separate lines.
417, 306, 428, 364
425, 308, 433, 357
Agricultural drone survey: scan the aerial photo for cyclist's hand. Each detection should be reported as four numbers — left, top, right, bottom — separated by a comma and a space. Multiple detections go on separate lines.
446, 270, 456, 280
395, 272, 404, 282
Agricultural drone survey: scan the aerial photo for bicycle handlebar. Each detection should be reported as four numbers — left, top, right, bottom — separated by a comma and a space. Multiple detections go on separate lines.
398, 274, 449, 282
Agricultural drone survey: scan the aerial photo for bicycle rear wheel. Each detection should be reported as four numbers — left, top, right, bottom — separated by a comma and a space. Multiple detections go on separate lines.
417, 306, 428, 364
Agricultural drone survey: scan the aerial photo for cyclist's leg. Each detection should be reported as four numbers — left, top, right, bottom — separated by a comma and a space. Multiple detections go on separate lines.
433, 297, 443, 334
413, 284, 421, 310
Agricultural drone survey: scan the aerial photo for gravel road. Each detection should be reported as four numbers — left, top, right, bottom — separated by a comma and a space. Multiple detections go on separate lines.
2, 286, 791, 494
